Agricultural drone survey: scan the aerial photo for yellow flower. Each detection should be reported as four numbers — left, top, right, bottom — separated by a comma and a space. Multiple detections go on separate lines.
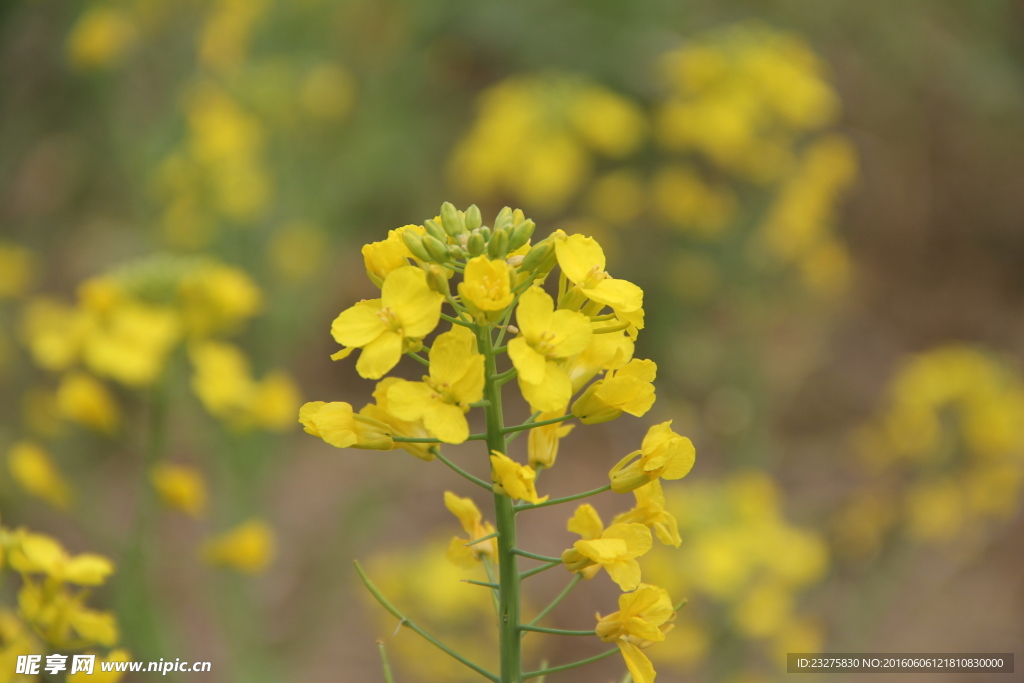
595, 583, 675, 683
68, 649, 131, 683
8, 532, 113, 586
18, 580, 119, 648
67, 7, 136, 70
56, 372, 120, 434
527, 410, 574, 469
298, 401, 393, 450
509, 286, 591, 412
554, 233, 643, 324
189, 341, 253, 419
0, 243, 35, 298
561, 504, 605, 579
250, 371, 301, 432
331, 266, 443, 379
571, 359, 657, 424
203, 520, 275, 574
359, 378, 434, 461
458, 256, 514, 313
564, 522, 651, 591
443, 492, 497, 567
178, 262, 262, 336
612, 481, 682, 547
610, 421, 695, 493
562, 328, 635, 392
7, 441, 73, 510
362, 225, 426, 286
490, 451, 547, 504
21, 298, 92, 372
83, 303, 181, 386
150, 463, 207, 518
385, 326, 484, 444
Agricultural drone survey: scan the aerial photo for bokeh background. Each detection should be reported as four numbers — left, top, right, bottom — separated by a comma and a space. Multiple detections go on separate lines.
2, 1, 1023, 681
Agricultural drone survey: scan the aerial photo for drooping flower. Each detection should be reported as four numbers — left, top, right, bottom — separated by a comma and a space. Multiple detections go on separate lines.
298, 401, 393, 450
150, 463, 208, 518
609, 421, 695, 493
509, 286, 591, 412
202, 520, 275, 574
386, 326, 484, 444
527, 410, 574, 470
562, 521, 651, 591
611, 481, 682, 547
553, 233, 644, 326
444, 492, 497, 567
561, 504, 605, 579
595, 583, 676, 683
458, 256, 514, 313
490, 451, 547, 505
572, 359, 657, 424
18, 580, 120, 648
8, 532, 114, 586
359, 377, 434, 461
331, 266, 444, 379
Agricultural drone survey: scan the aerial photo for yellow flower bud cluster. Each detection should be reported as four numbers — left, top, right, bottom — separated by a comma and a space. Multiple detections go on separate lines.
842, 345, 1024, 553
303, 203, 696, 683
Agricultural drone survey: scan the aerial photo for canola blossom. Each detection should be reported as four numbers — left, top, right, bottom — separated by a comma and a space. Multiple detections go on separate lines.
302, 203, 695, 683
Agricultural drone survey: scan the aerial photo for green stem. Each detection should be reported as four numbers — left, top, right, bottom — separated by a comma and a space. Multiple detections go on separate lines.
463, 579, 499, 589
515, 484, 611, 512
429, 447, 492, 491
512, 549, 563, 563
406, 351, 430, 367
519, 561, 562, 580
354, 562, 498, 682
479, 325, 523, 683
523, 646, 620, 679
505, 411, 541, 445
482, 557, 501, 615
518, 625, 595, 636
493, 366, 518, 386
502, 415, 573, 435
526, 574, 583, 628
378, 641, 395, 683
440, 312, 475, 328
466, 531, 498, 546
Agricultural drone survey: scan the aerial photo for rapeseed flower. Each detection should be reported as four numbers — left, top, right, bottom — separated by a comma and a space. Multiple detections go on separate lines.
612, 481, 682, 547
8, 532, 114, 586
444, 492, 497, 567
610, 422, 695, 493
490, 452, 546, 505
554, 234, 644, 327
7, 442, 72, 510
299, 401, 393, 450
459, 256, 514, 313
571, 358, 657, 424
56, 372, 120, 434
563, 522, 652, 591
595, 584, 675, 683
203, 520, 275, 574
150, 463, 208, 518
527, 410, 574, 470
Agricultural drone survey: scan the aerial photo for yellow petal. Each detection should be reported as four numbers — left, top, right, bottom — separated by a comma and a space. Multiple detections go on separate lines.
604, 557, 643, 591
330, 299, 385, 347
423, 401, 470, 444
355, 330, 403, 379
382, 266, 443, 339
583, 278, 643, 312
618, 640, 657, 683
515, 286, 554, 340
603, 523, 653, 559
555, 234, 606, 284
444, 491, 483, 537
568, 504, 604, 540
509, 337, 547, 384
574, 537, 629, 564
385, 381, 434, 422
518, 361, 572, 413
62, 554, 115, 586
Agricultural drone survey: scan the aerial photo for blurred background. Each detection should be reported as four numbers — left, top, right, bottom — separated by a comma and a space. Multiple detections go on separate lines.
2, 0, 1023, 681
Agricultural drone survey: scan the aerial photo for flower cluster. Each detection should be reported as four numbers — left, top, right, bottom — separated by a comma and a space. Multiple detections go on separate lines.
303, 203, 696, 682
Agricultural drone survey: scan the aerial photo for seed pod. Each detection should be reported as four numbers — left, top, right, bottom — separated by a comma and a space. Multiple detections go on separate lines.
494, 206, 514, 232
401, 230, 432, 262
440, 202, 465, 236
423, 234, 450, 263
424, 219, 447, 243
424, 264, 450, 296
465, 204, 482, 231
507, 219, 535, 251
467, 231, 485, 257
520, 240, 553, 272
488, 228, 509, 259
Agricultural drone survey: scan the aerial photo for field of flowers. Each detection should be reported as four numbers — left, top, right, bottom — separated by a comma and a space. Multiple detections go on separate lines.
1, 1, 1023, 682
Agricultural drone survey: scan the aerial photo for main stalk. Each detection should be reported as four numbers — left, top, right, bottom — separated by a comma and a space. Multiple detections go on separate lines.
479, 325, 521, 683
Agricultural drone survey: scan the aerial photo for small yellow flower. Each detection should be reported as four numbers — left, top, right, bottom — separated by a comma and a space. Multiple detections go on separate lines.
56, 372, 120, 434
21, 298, 91, 372
359, 378, 434, 461
299, 401, 394, 450
67, 7, 136, 70
386, 326, 485, 444
150, 463, 207, 518
527, 410, 574, 470
458, 256, 514, 313
554, 233, 644, 324
18, 580, 119, 648
443, 492, 497, 567
609, 421, 695, 493
203, 520, 275, 574
490, 451, 547, 505
612, 481, 682, 547
571, 358, 657, 424
0, 243, 35, 298
83, 302, 181, 386
8, 532, 114, 586
179, 262, 262, 336
564, 522, 651, 591
331, 266, 444, 379
595, 583, 676, 683
362, 225, 426, 285
7, 441, 73, 510
561, 504, 604, 579
509, 286, 591, 412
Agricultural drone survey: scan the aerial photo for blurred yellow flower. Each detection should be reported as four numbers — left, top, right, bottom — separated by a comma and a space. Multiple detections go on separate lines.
56, 372, 120, 435
67, 650, 131, 683
0, 243, 35, 298
7, 441, 72, 510
67, 7, 136, 70
203, 519, 275, 574
179, 262, 262, 336
18, 579, 119, 648
83, 303, 181, 386
8, 532, 113, 586
150, 463, 208, 518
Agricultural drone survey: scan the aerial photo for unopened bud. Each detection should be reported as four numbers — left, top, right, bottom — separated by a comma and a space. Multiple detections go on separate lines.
424, 219, 447, 243
448, 244, 468, 259
488, 228, 509, 259
506, 254, 524, 267
423, 234, 450, 263
520, 240, 553, 272
401, 230, 432, 262
507, 219, 535, 251
465, 204, 482, 231
479, 226, 491, 241
494, 206, 514, 232
467, 232, 485, 257
506, 325, 519, 335
440, 202, 465, 236
424, 264, 451, 296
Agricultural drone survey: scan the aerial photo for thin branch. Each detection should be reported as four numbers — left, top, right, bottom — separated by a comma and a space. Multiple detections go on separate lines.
440, 312, 475, 328
502, 414, 573, 435
465, 531, 498, 547
392, 435, 441, 444
518, 625, 595, 636
505, 411, 541, 445
377, 641, 395, 683
519, 561, 562, 580
527, 574, 583, 628
512, 548, 563, 564
462, 579, 499, 589
515, 484, 611, 512
523, 646, 619, 679
430, 447, 492, 491
405, 351, 430, 367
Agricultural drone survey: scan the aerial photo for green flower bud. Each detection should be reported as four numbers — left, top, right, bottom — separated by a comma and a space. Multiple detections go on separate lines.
448, 244, 468, 260
494, 206, 514, 232
520, 240, 553, 272
401, 231, 432, 262
423, 234, 450, 263
467, 231, 485, 257
479, 226, 491, 241
507, 219, 535, 252
440, 202, 465, 236
424, 219, 447, 243
511, 208, 525, 225
424, 264, 451, 296
465, 204, 482, 231
488, 228, 509, 259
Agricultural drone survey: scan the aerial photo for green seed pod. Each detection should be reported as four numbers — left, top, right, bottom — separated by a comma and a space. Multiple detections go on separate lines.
465, 204, 482, 231
424, 264, 450, 296
488, 228, 509, 259
494, 206, 514, 232
423, 234, 450, 263
440, 202, 465, 236
467, 231, 485, 257
507, 219, 535, 252
424, 219, 447, 243
401, 230, 432, 262
520, 240, 553, 272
